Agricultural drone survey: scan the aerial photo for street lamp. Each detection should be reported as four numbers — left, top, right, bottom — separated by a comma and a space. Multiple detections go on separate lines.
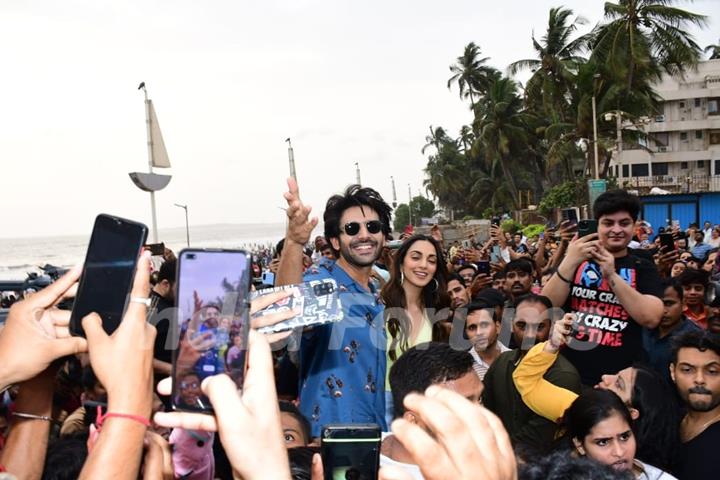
592, 73, 601, 179
174, 203, 190, 247
604, 111, 624, 186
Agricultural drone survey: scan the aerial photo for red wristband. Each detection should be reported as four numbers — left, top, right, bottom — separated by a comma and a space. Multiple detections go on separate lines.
96, 406, 150, 429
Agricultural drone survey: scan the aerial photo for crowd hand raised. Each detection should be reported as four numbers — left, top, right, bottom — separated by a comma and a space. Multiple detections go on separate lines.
154, 330, 292, 480
591, 244, 616, 279
379, 386, 517, 480
82, 250, 156, 418
142, 431, 174, 480
0, 265, 87, 389
430, 225, 443, 244
284, 176, 319, 246
469, 274, 492, 297
546, 313, 575, 353
656, 246, 679, 276
463, 248, 482, 263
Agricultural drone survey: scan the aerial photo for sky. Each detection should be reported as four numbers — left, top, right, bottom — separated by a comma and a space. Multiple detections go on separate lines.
2, 0, 718, 239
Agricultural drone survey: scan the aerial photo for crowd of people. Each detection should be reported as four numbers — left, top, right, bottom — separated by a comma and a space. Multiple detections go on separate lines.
1, 177, 719, 480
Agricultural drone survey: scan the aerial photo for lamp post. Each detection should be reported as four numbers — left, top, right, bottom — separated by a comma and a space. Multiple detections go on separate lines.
592, 73, 601, 180
174, 203, 190, 247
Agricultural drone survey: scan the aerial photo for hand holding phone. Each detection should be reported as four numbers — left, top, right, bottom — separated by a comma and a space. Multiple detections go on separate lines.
155, 331, 292, 479
659, 233, 675, 253
577, 220, 598, 238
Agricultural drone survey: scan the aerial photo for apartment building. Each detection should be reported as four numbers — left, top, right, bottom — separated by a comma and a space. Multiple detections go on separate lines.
610, 59, 720, 193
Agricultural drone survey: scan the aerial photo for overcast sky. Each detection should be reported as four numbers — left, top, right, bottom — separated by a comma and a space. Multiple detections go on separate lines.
2, 0, 717, 239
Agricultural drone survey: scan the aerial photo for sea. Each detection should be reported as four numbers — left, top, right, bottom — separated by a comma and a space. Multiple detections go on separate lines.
0, 223, 290, 281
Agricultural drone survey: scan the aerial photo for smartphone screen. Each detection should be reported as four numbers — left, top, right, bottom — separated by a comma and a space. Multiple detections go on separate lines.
70, 214, 148, 337
561, 208, 579, 225
321, 424, 380, 480
476, 261, 491, 275
172, 249, 251, 413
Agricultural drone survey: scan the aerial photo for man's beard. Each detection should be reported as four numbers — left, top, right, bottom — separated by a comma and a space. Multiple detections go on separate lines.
339, 238, 381, 267
685, 385, 720, 412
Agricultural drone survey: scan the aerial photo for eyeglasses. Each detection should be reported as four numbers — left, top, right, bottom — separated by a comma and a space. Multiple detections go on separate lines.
343, 220, 383, 236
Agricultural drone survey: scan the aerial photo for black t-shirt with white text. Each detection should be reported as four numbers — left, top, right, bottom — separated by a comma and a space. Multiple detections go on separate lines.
562, 254, 663, 385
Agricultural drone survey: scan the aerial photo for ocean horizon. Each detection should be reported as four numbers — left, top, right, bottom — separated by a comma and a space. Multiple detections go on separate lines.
0, 222, 294, 281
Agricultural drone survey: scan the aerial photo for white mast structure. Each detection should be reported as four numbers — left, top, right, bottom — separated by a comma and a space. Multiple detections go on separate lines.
129, 82, 172, 243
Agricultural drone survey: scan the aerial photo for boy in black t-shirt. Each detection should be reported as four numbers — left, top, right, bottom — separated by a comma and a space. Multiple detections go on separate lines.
542, 190, 664, 385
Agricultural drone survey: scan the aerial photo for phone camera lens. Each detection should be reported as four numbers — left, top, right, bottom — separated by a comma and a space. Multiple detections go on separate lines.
187, 254, 196, 260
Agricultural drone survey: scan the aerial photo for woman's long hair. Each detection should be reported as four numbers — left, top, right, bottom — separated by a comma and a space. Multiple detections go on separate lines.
561, 389, 634, 451
380, 234, 449, 361
630, 364, 680, 471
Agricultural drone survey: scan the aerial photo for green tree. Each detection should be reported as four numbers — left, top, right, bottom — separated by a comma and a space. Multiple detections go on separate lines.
706, 39, 720, 60
393, 204, 410, 232
409, 196, 435, 225
592, 0, 707, 93
447, 42, 500, 107
509, 7, 588, 123
473, 76, 529, 209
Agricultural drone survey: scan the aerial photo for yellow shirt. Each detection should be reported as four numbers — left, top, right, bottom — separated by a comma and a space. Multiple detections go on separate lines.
512, 341, 578, 422
385, 313, 433, 391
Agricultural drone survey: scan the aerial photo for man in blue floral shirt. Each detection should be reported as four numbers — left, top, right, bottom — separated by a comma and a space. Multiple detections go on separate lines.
276, 178, 392, 436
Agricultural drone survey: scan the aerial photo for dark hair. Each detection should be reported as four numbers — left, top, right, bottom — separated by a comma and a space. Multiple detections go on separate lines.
514, 293, 553, 311
662, 278, 683, 300
80, 366, 99, 392
593, 190, 640, 222
275, 238, 286, 258
629, 364, 680, 470
562, 389, 633, 446
473, 287, 506, 307
279, 401, 311, 445
671, 330, 720, 364
504, 258, 535, 277
466, 301, 499, 323
157, 258, 176, 284
42, 437, 88, 480
677, 268, 709, 289
447, 272, 466, 288
457, 263, 478, 276
323, 184, 392, 249
381, 235, 450, 361
494, 271, 506, 280
519, 450, 631, 480
389, 342, 473, 419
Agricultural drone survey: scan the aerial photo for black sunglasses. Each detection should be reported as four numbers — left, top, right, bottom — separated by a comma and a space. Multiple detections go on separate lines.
343, 220, 383, 236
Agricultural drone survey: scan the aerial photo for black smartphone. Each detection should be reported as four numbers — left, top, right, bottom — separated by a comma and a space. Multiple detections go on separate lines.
491, 216, 501, 226
561, 208, 579, 225
70, 214, 148, 338
144, 242, 165, 256
577, 219, 598, 238
476, 261, 491, 275
659, 233, 675, 253
172, 249, 252, 414
321, 424, 381, 480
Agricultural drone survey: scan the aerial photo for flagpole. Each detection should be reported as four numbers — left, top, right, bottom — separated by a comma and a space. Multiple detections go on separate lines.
141, 84, 159, 243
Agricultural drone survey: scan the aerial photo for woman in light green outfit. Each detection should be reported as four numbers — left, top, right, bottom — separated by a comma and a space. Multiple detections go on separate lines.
379, 234, 450, 425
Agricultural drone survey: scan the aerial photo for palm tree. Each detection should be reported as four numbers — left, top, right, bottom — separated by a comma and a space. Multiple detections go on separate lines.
509, 7, 589, 122
592, 0, 707, 92
473, 76, 531, 209
706, 39, 720, 60
447, 43, 499, 107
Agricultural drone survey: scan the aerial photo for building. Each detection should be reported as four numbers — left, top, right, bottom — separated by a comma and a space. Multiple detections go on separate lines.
610, 59, 720, 194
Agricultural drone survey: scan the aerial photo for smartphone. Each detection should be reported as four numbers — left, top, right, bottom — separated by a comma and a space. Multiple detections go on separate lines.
462, 239, 472, 249
386, 240, 403, 249
539, 232, 545, 241
144, 242, 165, 256
321, 424, 381, 480
561, 208, 579, 225
659, 233, 675, 253
476, 261, 491, 275
172, 249, 252, 414
577, 219, 598, 238
70, 214, 148, 337
490, 244, 501, 263
491, 217, 501, 226
250, 279, 344, 334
